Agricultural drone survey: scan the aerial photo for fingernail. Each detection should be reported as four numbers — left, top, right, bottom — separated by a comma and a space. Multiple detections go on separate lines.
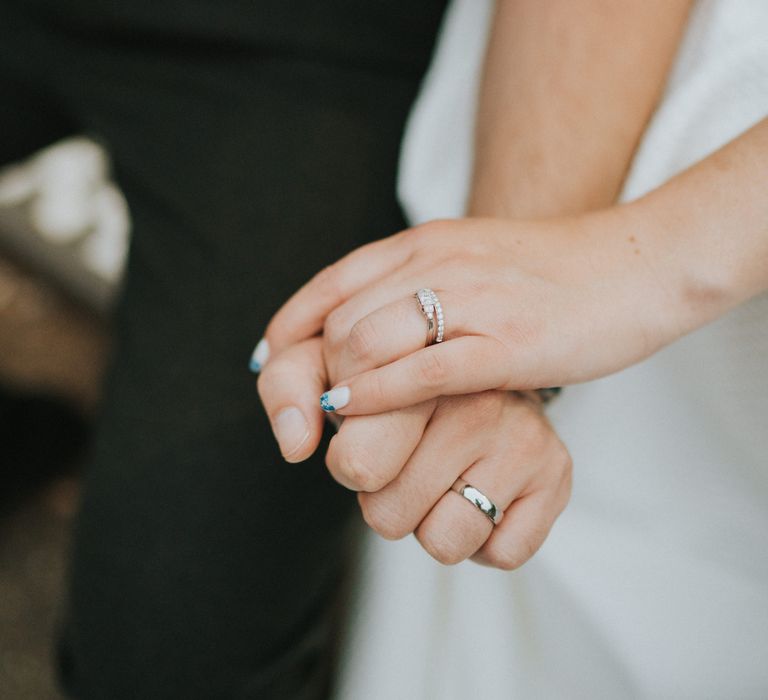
249, 338, 270, 373
320, 386, 350, 412
273, 406, 310, 460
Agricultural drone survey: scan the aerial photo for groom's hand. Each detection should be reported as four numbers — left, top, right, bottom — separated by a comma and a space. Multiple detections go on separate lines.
255, 337, 328, 463
257, 330, 572, 569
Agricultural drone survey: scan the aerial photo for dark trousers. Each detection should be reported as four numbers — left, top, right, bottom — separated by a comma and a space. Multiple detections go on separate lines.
0, 2, 446, 697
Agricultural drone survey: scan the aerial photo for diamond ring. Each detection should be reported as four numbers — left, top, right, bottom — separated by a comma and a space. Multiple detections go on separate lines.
414, 288, 444, 346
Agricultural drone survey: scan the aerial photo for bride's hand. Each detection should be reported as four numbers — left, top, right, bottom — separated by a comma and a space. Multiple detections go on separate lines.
261, 120, 768, 416
261, 207, 690, 416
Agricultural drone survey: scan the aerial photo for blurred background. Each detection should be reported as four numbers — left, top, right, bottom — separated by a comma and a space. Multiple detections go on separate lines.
0, 139, 126, 699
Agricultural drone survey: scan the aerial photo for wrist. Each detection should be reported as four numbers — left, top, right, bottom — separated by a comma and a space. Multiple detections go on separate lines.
631, 187, 747, 339
631, 121, 768, 333
544, 204, 695, 368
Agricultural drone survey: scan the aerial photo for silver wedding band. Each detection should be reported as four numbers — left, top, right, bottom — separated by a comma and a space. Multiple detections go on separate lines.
450, 478, 503, 525
415, 288, 444, 346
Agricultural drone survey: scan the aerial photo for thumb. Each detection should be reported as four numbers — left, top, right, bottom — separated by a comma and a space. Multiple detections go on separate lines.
256, 336, 328, 463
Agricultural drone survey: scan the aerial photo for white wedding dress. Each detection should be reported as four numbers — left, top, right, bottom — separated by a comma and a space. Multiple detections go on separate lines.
334, 1, 768, 698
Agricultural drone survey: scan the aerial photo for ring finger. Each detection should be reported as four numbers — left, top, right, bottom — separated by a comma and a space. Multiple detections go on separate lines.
419, 420, 571, 569
413, 450, 533, 566
335, 290, 472, 379
358, 394, 532, 556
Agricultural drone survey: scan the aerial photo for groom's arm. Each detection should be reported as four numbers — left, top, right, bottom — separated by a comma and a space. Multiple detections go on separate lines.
469, 0, 692, 218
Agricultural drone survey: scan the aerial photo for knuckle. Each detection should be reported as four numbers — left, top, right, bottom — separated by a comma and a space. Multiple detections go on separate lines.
437, 392, 503, 436
346, 316, 378, 362
463, 275, 492, 296
468, 391, 505, 427
419, 350, 450, 389
542, 435, 573, 509
417, 527, 465, 566
255, 368, 273, 402
555, 485, 572, 517
555, 441, 573, 477
519, 414, 552, 456
488, 549, 525, 571
481, 540, 530, 571
255, 363, 284, 402
499, 313, 542, 350
364, 369, 389, 407
358, 493, 410, 540
326, 438, 385, 492
555, 457, 574, 513
323, 307, 350, 348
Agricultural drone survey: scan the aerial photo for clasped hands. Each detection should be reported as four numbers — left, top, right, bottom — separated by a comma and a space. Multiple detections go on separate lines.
254, 211, 679, 569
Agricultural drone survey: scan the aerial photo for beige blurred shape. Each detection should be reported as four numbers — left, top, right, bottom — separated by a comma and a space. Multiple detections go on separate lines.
0, 137, 129, 409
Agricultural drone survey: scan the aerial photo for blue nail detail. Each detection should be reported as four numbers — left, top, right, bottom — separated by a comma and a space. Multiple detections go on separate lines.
320, 393, 335, 412
249, 338, 270, 374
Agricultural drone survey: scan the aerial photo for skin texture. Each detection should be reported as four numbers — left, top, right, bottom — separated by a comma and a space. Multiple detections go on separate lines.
258, 341, 572, 568
256, 0, 700, 568
267, 118, 768, 416
470, 0, 692, 217
258, 117, 768, 566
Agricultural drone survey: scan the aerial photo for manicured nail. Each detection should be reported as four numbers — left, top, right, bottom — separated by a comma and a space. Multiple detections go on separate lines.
273, 406, 310, 460
249, 338, 270, 373
320, 386, 350, 413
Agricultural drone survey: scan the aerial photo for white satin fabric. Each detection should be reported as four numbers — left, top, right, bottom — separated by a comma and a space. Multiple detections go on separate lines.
335, 1, 768, 698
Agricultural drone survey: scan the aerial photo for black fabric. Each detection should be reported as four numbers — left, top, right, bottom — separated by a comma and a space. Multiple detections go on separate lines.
0, 385, 88, 513
0, 2, 447, 698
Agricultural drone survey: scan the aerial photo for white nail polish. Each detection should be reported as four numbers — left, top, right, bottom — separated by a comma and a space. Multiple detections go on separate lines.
249, 338, 270, 373
273, 406, 310, 460
320, 386, 350, 412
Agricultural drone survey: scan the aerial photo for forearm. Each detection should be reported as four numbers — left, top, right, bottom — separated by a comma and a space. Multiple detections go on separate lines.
469, 0, 692, 218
